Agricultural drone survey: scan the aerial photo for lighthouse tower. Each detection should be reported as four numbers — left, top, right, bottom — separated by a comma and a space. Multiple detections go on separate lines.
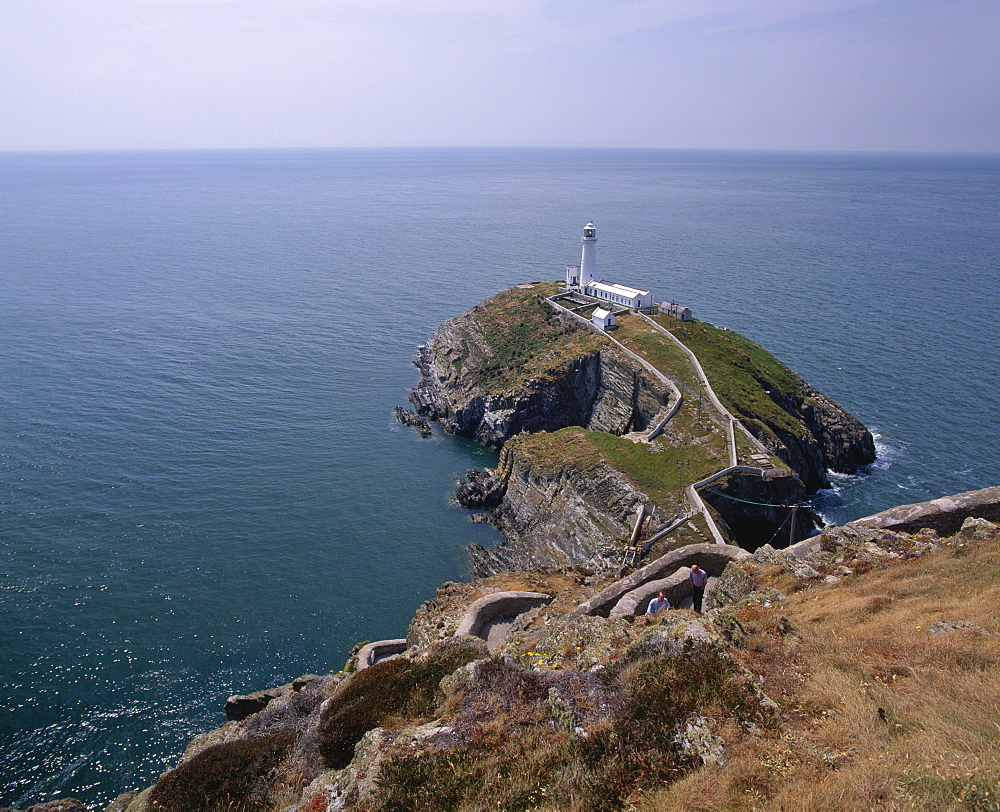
580, 222, 597, 286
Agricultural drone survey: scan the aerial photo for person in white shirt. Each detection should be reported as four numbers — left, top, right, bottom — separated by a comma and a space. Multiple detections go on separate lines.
646, 590, 670, 614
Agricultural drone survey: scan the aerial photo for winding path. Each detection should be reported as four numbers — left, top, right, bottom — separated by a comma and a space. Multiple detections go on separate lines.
635, 312, 772, 460
544, 294, 778, 550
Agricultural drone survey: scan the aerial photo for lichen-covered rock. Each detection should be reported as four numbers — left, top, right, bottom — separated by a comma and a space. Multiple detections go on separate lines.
506, 613, 638, 672
22, 801, 91, 812
960, 516, 998, 540
674, 713, 727, 767
704, 561, 757, 612
623, 617, 723, 663
854, 486, 1000, 535
754, 543, 821, 579
929, 620, 992, 636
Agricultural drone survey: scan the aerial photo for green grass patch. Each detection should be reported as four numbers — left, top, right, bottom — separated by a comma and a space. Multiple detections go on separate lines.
510, 428, 720, 510
651, 316, 810, 439
613, 314, 701, 390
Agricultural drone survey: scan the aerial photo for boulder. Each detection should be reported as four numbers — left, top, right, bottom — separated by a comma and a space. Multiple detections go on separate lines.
853, 486, 1000, 535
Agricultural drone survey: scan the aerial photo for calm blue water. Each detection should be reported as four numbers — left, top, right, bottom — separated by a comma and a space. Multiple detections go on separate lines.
1, 148, 997, 807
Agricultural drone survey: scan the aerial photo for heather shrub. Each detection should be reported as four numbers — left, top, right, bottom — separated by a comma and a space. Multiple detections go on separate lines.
148, 733, 294, 811
604, 647, 773, 794
453, 656, 549, 724
317, 638, 486, 768
317, 658, 412, 768
402, 637, 489, 718
372, 729, 572, 812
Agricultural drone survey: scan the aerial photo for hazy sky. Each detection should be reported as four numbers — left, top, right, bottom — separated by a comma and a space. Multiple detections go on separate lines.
1, 0, 997, 152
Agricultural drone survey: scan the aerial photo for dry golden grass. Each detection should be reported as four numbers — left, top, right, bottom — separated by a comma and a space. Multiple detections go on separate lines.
639, 535, 1000, 810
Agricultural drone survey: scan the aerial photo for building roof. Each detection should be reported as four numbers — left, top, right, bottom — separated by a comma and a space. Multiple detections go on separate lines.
589, 280, 650, 298
592, 308, 612, 319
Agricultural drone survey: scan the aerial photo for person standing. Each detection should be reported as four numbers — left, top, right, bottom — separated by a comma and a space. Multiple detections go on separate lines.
646, 590, 670, 614
689, 564, 708, 612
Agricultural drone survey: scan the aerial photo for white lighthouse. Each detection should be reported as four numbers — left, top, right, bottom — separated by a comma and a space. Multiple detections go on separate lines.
580, 221, 597, 286
561, 222, 655, 311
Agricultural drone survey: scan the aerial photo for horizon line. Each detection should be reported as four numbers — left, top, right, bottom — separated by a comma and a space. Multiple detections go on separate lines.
1, 144, 998, 159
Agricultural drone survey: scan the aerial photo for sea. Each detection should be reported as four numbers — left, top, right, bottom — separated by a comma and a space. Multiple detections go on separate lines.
1, 148, 997, 808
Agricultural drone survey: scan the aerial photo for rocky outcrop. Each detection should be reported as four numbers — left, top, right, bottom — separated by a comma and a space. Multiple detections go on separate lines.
393, 406, 432, 438
224, 674, 321, 722
852, 485, 1000, 534
799, 386, 876, 475
409, 302, 674, 449
454, 468, 505, 509
740, 385, 875, 492
467, 435, 673, 576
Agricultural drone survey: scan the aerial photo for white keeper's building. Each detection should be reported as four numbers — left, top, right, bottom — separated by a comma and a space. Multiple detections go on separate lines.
591, 307, 615, 330
565, 222, 654, 310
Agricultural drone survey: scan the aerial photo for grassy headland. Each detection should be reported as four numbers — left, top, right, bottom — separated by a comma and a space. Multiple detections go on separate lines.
509, 427, 725, 513
439, 282, 605, 394
649, 313, 811, 440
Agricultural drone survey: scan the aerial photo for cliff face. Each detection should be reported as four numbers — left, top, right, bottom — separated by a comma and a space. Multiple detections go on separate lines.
748, 384, 876, 492
410, 339, 672, 449
700, 471, 813, 551
465, 434, 674, 576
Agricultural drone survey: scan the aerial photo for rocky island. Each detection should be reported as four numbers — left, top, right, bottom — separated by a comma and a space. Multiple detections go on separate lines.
410, 282, 874, 575
25, 285, 999, 812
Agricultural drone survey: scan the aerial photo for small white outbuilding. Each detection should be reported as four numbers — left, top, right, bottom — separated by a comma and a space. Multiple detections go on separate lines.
592, 307, 615, 330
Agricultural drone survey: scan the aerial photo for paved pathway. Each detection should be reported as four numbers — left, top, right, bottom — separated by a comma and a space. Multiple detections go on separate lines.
544, 294, 777, 551
636, 312, 772, 460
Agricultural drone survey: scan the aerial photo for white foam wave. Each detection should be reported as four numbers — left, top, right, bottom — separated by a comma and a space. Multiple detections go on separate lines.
870, 429, 901, 467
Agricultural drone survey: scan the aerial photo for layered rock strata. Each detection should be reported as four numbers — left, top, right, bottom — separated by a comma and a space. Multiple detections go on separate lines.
466, 436, 674, 576
411, 342, 673, 448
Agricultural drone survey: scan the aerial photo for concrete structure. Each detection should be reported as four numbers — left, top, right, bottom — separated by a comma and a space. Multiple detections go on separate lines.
592, 307, 615, 330
609, 570, 720, 617
568, 543, 751, 618
355, 638, 408, 671
660, 302, 692, 321
455, 591, 552, 652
